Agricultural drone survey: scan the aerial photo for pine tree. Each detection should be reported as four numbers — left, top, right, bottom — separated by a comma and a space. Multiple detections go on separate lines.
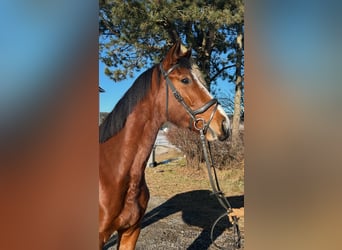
99, 0, 244, 149
100, 0, 243, 86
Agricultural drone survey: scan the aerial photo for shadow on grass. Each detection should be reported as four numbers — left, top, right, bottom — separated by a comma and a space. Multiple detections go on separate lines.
148, 157, 182, 167
142, 190, 244, 249
104, 190, 243, 250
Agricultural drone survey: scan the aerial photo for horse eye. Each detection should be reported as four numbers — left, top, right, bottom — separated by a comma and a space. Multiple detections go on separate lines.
181, 78, 190, 84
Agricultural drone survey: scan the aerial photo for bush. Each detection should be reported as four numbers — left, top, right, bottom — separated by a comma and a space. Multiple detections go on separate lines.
166, 127, 203, 169
166, 127, 244, 170
209, 131, 244, 169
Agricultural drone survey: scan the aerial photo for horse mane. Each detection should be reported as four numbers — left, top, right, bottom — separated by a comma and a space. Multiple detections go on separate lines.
99, 66, 155, 143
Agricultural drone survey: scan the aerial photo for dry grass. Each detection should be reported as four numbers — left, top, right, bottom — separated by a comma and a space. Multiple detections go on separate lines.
145, 149, 245, 238
145, 149, 244, 199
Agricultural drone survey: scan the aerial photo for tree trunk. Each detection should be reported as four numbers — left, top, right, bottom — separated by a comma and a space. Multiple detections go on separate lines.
231, 26, 243, 149
190, 26, 214, 90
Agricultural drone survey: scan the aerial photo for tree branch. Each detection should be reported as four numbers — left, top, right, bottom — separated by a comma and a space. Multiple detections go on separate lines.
99, 13, 120, 37
156, 18, 179, 43
210, 64, 236, 82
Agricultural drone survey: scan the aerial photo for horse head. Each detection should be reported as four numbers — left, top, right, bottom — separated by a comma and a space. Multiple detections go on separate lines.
160, 41, 230, 141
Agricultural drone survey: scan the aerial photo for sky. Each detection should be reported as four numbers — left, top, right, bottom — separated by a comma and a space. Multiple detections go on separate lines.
99, 61, 136, 112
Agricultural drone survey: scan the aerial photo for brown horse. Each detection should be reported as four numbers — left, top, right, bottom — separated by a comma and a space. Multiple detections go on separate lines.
99, 41, 230, 250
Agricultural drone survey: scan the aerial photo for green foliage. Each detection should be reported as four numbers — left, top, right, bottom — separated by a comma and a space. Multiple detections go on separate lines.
99, 0, 244, 87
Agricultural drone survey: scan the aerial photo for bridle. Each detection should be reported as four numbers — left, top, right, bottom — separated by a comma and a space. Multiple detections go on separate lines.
159, 63, 218, 133
159, 63, 242, 249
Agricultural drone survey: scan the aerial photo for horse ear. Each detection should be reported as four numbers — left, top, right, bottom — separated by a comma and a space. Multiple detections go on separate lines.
182, 47, 192, 59
175, 41, 192, 59
164, 40, 191, 67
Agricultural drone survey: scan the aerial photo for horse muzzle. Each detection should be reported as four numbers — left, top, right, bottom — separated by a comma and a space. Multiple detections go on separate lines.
206, 112, 230, 141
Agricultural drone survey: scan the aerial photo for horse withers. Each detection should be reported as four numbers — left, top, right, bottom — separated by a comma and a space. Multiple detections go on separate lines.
99, 41, 230, 250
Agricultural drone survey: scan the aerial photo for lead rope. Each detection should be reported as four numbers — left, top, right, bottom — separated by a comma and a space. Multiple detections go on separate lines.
198, 128, 241, 249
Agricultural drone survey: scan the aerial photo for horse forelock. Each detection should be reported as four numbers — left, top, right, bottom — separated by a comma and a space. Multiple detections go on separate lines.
177, 57, 192, 70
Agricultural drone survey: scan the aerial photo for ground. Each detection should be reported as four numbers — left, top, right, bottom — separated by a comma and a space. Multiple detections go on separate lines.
104, 143, 244, 250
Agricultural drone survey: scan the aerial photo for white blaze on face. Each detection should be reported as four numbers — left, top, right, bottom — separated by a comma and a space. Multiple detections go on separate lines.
190, 64, 230, 127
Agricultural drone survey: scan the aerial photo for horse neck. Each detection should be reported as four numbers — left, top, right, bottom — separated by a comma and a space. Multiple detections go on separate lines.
107, 80, 165, 173
125, 96, 163, 146
123, 70, 165, 146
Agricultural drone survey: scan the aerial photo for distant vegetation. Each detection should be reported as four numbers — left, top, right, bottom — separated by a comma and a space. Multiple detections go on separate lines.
99, 112, 109, 125
166, 127, 244, 170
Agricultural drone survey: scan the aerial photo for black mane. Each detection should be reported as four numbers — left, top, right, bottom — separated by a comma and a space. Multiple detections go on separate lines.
99, 67, 155, 143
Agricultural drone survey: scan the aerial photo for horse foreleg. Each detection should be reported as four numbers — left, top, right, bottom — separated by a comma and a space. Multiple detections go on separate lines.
99, 229, 112, 250
99, 233, 104, 250
117, 180, 149, 250
117, 226, 141, 250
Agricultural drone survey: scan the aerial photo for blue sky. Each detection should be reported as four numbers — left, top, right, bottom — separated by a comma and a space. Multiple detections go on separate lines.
99, 61, 135, 112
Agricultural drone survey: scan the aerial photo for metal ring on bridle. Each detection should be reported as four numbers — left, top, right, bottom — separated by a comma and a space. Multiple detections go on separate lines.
194, 118, 206, 131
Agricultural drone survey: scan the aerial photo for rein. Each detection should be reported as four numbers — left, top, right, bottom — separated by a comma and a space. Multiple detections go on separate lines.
199, 128, 241, 249
159, 63, 241, 249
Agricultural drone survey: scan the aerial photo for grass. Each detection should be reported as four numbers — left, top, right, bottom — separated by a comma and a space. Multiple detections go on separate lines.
145, 148, 245, 235
145, 148, 244, 199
